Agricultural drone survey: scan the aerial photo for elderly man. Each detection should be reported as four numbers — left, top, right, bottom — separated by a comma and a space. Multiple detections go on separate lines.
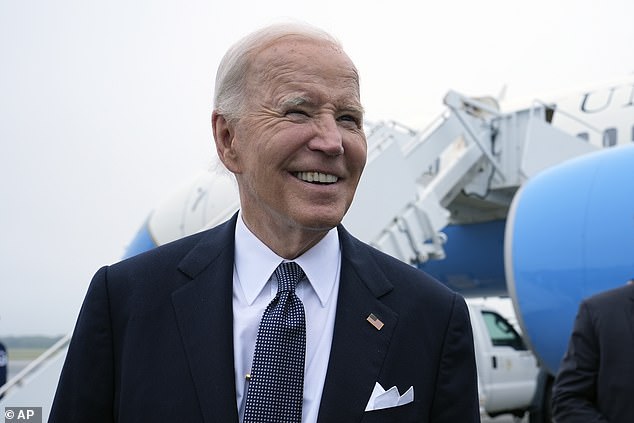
50, 23, 479, 423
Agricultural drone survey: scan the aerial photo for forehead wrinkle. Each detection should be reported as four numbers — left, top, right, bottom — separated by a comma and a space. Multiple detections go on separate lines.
247, 40, 362, 113
250, 48, 300, 89
252, 44, 360, 83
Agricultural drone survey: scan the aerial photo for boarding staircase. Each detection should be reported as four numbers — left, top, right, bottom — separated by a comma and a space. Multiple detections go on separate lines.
343, 91, 597, 264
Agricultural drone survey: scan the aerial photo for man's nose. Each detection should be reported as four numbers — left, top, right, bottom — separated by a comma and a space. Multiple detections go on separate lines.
307, 116, 344, 156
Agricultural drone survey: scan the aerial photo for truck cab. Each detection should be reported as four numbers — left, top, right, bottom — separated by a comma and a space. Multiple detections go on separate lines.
468, 300, 539, 419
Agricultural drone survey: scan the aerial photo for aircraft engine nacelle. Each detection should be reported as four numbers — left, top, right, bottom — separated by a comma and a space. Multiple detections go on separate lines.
505, 143, 634, 375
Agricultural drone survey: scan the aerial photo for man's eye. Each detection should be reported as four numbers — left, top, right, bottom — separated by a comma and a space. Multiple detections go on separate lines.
338, 114, 361, 127
286, 109, 309, 117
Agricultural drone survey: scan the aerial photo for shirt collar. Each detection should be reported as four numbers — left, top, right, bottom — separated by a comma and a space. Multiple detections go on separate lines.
234, 212, 340, 307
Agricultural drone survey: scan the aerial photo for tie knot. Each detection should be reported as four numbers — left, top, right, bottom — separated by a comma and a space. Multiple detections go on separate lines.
275, 262, 305, 293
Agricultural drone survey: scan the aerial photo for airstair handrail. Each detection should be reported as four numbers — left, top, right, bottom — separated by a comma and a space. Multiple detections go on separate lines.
0, 333, 71, 398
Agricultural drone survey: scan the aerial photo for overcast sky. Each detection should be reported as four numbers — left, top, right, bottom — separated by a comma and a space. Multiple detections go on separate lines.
2, 0, 634, 337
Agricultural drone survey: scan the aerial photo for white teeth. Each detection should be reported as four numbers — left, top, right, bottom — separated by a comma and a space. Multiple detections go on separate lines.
295, 171, 338, 184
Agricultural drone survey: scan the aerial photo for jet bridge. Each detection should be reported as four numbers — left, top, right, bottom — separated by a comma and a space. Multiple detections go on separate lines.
342, 91, 598, 265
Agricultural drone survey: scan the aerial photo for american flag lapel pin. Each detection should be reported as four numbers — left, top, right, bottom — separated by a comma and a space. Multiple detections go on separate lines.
366, 313, 384, 330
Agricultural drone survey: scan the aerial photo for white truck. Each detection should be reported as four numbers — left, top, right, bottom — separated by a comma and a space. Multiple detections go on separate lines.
468, 300, 539, 421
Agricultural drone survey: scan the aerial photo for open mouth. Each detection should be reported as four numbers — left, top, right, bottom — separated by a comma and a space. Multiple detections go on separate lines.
294, 171, 338, 184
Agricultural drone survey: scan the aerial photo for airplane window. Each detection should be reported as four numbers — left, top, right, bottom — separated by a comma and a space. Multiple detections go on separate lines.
481, 310, 527, 351
602, 128, 617, 147
576, 132, 589, 141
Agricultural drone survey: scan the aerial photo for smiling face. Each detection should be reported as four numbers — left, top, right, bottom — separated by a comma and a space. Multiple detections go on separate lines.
213, 36, 367, 258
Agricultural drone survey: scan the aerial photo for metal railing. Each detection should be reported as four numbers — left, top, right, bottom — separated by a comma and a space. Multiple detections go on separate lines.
0, 333, 71, 399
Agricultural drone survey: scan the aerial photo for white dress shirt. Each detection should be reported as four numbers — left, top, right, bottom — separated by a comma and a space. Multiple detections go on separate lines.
233, 214, 341, 423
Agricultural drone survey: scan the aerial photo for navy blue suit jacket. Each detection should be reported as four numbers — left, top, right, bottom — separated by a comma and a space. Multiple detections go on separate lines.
50, 215, 479, 422
552, 283, 634, 422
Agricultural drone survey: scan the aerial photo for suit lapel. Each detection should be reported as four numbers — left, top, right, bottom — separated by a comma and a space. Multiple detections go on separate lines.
168, 219, 400, 422
317, 227, 398, 423
172, 216, 239, 423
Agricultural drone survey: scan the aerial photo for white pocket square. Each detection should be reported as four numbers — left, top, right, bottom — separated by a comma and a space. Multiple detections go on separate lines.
365, 382, 414, 411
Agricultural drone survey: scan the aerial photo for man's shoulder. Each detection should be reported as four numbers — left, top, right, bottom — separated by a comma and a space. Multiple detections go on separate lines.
582, 283, 634, 315
587, 283, 633, 302
87, 218, 236, 306
110, 217, 236, 275
338, 226, 457, 300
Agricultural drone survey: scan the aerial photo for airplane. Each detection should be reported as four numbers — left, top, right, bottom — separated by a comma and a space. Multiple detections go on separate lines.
122, 75, 634, 421
2, 77, 633, 422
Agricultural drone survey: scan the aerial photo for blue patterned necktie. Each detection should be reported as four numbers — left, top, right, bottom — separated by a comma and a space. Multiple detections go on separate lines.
244, 262, 306, 423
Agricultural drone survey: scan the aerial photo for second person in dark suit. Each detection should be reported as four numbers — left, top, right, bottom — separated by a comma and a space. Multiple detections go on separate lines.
552, 281, 634, 422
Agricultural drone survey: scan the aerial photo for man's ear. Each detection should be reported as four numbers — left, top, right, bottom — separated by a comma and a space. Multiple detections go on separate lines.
212, 111, 241, 173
